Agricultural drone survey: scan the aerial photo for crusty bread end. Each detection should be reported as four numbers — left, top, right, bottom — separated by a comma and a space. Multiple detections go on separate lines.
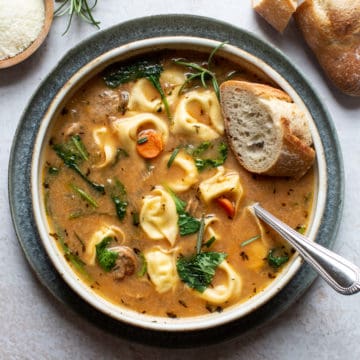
220, 80, 315, 179
252, 0, 298, 33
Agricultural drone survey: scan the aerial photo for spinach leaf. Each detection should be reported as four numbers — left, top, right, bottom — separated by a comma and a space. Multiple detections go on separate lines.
194, 142, 228, 171
70, 183, 98, 208
53, 141, 105, 194
177, 252, 227, 292
110, 179, 128, 221
167, 188, 200, 236
267, 248, 289, 268
103, 60, 171, 119
95, 237, 119, 272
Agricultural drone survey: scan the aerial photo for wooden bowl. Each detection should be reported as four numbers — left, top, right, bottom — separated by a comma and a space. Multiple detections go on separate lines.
0, 0, 53, 69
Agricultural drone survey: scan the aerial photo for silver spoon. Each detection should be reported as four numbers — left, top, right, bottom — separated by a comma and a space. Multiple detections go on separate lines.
252, 203, 360, 295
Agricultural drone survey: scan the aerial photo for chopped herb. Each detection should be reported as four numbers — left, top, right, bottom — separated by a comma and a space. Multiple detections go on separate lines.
267, 248, 289, 268
167, 188, 201, 236
177, 252, 227, 292
113, 148, 129, 165
53, 142, 105, 194
167, 147, 181, 168
188, 141, 211, 157
196, 215, 206, 254
137, 137, 148, 145
71, 135, 89, 161
203, 236, 216, 248
132, 212, 140, 226
175, 41, 228, 99
136, 252, 147, 277
48, 166, 59, 175
70, 183, 98, 208
295, 224, 306, 234
240, 234, 261, 247
194, 142, 228, 171
74, 232, 86, 252
95, 237, 118, 272
110, 179, 128, 220
103, 60, 171, 120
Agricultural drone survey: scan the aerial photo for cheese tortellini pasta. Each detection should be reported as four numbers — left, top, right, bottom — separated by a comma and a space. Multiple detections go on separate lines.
194, 260, 242, 304
140, 186, 178, 246
164, 150, 199, 192
92, 127, 118, 168
199, 166, 243, 214
84, 225, 125, 265
172, 90, 224, 141
144, 246, 179, 293
111, 113, 169, 155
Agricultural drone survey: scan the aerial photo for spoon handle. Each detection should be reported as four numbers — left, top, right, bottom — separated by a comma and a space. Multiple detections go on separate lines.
252, 203, 360, 295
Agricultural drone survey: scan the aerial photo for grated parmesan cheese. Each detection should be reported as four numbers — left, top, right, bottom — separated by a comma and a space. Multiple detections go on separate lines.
0, 0, 45, 60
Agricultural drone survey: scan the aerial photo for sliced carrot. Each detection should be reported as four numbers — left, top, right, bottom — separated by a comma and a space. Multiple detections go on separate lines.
136, 129, 164, 159
216, 197, 235, 218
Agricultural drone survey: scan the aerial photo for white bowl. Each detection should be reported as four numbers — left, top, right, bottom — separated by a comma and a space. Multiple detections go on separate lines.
31, 36, 326, 332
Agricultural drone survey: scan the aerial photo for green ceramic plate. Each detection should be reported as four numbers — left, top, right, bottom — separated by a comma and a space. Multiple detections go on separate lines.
8, 14, 343, 347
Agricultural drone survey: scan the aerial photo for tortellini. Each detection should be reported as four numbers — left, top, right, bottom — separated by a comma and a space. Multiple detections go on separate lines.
84, 225, 125, 265
204, 214, 221, 241
172, 90, 224, 141
92, 127, 118, 168
194, 260, 242, 304
144, 246, 179, 293
140, 186, 178, 246
198, 166, 243, 214
127, 78, 162, 113
164, 150, 199, 192
111, 113, 169, 154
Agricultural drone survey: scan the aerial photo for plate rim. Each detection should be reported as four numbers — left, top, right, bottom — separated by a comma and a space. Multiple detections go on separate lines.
8, 14, 344, 348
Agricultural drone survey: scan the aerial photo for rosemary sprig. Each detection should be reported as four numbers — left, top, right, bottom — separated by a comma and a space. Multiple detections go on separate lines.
55, 0, 100, 35
175, 41, 228, 99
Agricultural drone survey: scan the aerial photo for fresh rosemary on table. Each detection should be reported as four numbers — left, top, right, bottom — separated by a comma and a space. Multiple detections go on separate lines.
55, 0, 100, 35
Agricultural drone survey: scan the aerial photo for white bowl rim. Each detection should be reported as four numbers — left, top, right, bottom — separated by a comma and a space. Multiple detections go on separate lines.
31, 35, 327, 332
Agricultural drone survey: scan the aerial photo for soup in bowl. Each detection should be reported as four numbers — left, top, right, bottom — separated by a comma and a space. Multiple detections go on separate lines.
31, 37, 325, 331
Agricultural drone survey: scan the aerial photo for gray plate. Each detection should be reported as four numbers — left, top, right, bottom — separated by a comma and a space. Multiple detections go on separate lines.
8, 14, 344, 348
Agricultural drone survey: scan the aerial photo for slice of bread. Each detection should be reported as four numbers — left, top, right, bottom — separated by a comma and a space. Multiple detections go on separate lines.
220, 80, 315, 178
253, 0, 298, 33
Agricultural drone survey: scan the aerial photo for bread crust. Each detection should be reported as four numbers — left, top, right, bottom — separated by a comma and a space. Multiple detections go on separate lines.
295, 0, 360, 96
253, 0, 297, 33
220, 80, 315, 179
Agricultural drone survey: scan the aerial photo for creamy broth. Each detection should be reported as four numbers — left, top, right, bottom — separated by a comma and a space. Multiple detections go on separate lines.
43, 50, 314, 318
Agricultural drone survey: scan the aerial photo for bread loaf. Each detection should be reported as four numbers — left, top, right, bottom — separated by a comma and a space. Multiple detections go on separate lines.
295, 0, 360, 96
220, 80, 315, 179
252, 0, 297, 33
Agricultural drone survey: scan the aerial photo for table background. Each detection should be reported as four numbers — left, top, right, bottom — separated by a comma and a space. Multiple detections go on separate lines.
1, 1, 359, 359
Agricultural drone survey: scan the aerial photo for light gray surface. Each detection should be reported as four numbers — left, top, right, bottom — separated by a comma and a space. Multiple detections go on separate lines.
0, 1, 359, 359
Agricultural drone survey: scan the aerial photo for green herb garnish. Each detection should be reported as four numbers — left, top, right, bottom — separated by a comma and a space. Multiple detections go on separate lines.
71, 135, 89, 161
137, 137, 148, 145
240, 234, 261, 247
203, 236, 216, 248
196, 215, 206, 254
132, 212, 140, 226
70, 183, 98, 208
53, 141, 105, 194
167, 188, 201, 236
193, 142, 228, 171
55, 0, 100, 35
110, 178, 128, 220
113, 148, 129, 166
103, 60, 171, 119
175, 41, 228, 99
167, 146, 181, 168
48, 166, 59, 175
177, 252, 227, 292
295, 225, 306, 234
95, 237, 118, 272
267, 248, 289, 268
137, 252, 147, 277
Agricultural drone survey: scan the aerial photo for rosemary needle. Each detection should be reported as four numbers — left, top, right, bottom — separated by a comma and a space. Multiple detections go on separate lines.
55, 0, 101, 35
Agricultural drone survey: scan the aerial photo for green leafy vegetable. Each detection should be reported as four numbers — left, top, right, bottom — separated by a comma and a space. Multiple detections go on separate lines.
196, 215, 206, 254
267, 248, 289, 268
137, 252, 147, 277
177, 252, 227, 292
167, 188, 201, 236
240, 234, 261, 247
203, 236, 216, 248
175, 41, 228, 99
103, 60, 171, 119
295, 224, 306, 234
132, 212, 140, 226
55, 0, 100, 35
53, 141, 105, 194
110, 179, 128, 220
70, 183, 98, 208
167, 147, 181, 168
137, 137, 148, 144
48, 166, 59, 175
191, 142, 228, 171
71, 135, 89, 161
113, 148, 129, 166
95, 237, 119, 272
